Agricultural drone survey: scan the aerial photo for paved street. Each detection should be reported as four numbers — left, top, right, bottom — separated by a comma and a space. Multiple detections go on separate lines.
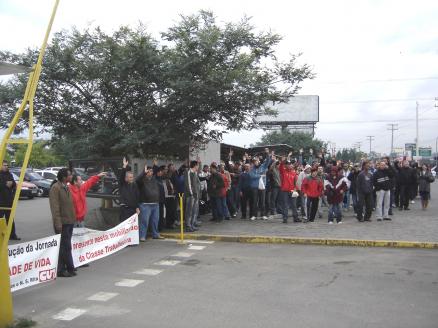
7, 182, 438, 327
12, 241, 438, 328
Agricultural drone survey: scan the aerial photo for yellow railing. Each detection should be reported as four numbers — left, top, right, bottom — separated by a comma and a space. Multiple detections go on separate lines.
0, 1, 60, 326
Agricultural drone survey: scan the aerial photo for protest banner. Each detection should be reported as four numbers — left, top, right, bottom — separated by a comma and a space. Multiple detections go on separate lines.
8, 235, 61, 292
71, 213, 139, 267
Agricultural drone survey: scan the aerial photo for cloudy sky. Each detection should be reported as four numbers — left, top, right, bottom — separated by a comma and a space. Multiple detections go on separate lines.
1, 0, 438, 155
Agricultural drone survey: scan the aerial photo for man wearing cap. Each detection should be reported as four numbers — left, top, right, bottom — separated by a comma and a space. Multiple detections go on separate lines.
279, 154, 300, 223
297, 164, 312, 220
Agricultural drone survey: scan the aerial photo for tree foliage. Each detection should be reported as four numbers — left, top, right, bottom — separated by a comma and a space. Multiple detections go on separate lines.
13, 140, 64, 168
255, 130, 325, 156
335, 148, 365, 163
0, 11, 313, 158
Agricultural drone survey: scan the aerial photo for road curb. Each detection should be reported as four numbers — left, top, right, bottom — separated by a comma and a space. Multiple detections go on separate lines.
161, 233, 438, 249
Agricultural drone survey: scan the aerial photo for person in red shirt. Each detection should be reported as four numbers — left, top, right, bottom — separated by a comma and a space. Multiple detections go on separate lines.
279, 153, 300, 223
69, 172, 106, 227
301, 168, 324, 222
219, 164, 231, 220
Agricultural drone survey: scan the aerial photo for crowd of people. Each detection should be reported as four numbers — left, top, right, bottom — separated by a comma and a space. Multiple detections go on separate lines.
118, 149, 436, 235
1, 150, 435, 278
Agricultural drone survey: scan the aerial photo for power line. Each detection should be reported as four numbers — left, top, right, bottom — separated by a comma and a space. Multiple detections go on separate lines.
313, 77, 438, 85
318, 117, 438, 124
322, 97, 435, 104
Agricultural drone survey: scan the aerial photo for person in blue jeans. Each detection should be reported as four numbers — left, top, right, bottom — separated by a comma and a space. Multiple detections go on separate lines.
136, 164, 164, 241
324, 166, 348, 224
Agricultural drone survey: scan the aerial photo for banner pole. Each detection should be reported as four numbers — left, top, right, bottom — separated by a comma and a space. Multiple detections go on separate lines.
178, 193, 185, 245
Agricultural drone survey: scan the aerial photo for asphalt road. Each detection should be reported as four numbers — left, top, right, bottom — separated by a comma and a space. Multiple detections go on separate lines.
12, 240, 438, 328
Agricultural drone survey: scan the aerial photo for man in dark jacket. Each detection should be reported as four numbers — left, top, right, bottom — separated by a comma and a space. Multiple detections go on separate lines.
119, 157, 140, 222
0, 160, 20, 240
356, 161, 373, 222
238, 163, 252, 219
347, 164, 360, 215
207, 164, 225, 222
373, 161, 393, 221
136, 164, 163, 241
398, 160, 415, 210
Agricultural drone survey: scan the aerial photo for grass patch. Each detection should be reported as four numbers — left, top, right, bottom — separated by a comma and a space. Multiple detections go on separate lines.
6, 318, 37, 328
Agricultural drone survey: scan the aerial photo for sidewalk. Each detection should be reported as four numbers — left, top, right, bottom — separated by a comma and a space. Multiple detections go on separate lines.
164, 184, 438, 248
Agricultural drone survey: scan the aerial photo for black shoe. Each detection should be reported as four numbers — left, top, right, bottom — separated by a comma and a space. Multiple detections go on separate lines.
185, 227, 195, 232
383, 217, 392, 221
78, 264, 90, 268
404, 208, 410, 211
10, 236, 21, 241
294, 219, 302, 223
224, 217, 231, 220
364, 218, 372, 222
282, 219, 288, 223
358, 218, 364, 222
58, 271, 74, 278
309, 219, 314, 222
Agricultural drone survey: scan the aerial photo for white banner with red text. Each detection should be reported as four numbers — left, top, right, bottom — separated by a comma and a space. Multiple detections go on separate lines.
71, 213, 139, 267
8, 235, 61, 292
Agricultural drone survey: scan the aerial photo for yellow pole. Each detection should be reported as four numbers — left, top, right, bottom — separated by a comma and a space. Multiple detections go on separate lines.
178, 193, 185, 244
0, 1, 60, 326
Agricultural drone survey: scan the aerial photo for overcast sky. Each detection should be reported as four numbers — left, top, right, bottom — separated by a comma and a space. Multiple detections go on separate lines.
1, 0, 438, 155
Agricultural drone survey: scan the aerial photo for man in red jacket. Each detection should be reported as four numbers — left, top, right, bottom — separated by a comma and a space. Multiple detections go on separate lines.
69, 172, 106, 227
301, 168, 324, 222
279, 154, 300, 223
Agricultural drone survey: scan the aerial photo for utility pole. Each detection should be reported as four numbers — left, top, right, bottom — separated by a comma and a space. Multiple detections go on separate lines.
387, 124, 399, 157
354, 142, 362, 153
366, 136, 374, 157
416, 101, 419, 159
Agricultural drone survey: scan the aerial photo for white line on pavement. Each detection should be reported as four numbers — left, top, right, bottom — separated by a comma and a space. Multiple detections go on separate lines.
172, 252, 195, 258
52, 308, 87, 321
133, 268, 163, 276
115, 279, 144, 287
87, 292, 119, 302
154, 260, 181, 266
188, 245, 206, 250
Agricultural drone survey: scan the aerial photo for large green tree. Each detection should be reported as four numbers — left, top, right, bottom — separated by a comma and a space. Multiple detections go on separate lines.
255, 130, 325, 157
0, 11, 313, 159
335, 148, 365, 163
13, 140, 64, 168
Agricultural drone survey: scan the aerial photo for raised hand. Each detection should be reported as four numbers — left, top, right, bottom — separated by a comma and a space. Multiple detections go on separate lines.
98, 172, 107, 177
123, 157, 128, 168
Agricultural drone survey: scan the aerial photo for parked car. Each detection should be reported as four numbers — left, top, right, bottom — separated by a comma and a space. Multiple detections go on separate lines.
34, 169, 57, 181
10, 169, 52, 197
43, 167, 64, 172
11, 173, 39, 199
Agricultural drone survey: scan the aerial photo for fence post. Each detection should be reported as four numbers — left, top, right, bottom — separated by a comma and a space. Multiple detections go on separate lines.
178, 193, 186, 244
